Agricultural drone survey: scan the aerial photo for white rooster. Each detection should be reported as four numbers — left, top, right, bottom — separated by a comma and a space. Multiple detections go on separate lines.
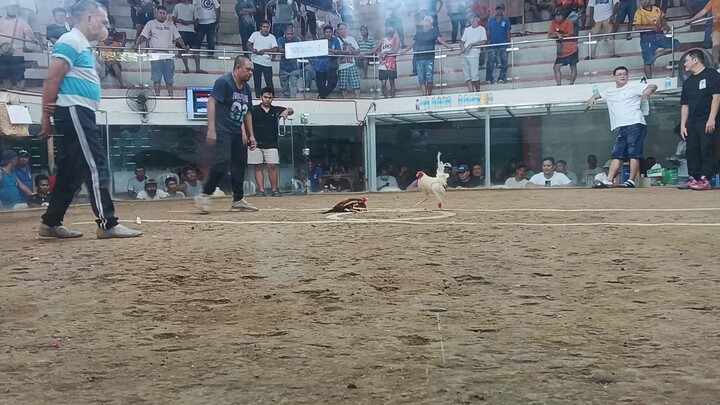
413, 152, 449, 209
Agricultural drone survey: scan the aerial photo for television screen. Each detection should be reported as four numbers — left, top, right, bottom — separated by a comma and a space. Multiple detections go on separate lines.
186, 87, 212, 120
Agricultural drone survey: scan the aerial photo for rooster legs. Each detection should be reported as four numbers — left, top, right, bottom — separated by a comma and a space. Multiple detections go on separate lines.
432, 189, 445, 210
413, 197, 428, 208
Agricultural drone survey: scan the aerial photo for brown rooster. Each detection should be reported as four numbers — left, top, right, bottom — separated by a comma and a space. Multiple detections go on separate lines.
323, 197, 368, 213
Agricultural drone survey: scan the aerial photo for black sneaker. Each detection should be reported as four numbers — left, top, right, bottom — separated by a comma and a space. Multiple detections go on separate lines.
620, 180, 636, 188
271, 191, 282, 197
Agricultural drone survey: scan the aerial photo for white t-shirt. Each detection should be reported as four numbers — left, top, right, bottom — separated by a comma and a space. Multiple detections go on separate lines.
588, 0, 618, 22
137, 189, 169, 200
600, 82, 648, 130
377, 175, 399, 189
528, 172, 572, 186
248, 31, 278, 67
338, 35, 359, 70
504, 177, 529, 188
461, 25, 487, 58
140, 19, 181, 58
194, 0, 219, 24
173, 3, 197, 33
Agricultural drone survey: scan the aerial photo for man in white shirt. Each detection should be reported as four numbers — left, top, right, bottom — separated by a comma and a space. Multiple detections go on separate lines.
248, 20, 278, 97
587, 0, 619, 58
173, 0, 206, 74
460, 13, 487, 92
137, 178, 169, 200
336, 23, 361, 99
527, 157, 572, 187
504, 163, 529, 188
135, 6, 189, 97
587, 66, 657, 187
194, 0, 220, 56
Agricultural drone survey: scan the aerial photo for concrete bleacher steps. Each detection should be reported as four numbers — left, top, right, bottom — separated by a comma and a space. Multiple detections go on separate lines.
22, 1, 700, 97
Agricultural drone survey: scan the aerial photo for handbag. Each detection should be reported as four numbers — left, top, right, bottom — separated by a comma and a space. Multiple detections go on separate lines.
0, 17, 20, 56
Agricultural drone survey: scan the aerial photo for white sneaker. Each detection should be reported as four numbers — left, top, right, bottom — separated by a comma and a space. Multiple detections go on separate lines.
194, 193, 211, 213
39, 224, 83, 238
97, 224, 142, 239
231, 198, 259, 212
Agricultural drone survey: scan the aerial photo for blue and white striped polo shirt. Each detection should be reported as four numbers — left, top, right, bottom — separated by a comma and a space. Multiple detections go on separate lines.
52, 28, 101, 111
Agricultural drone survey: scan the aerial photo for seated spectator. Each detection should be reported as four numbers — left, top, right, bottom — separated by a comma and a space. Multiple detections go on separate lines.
377, 168, 399, 191
137, 178, 168, 200
643, 156, 657, 173
307, 161, 324, 192
448, 164, 482, 188
504, 163, 530, 188
548, 11, 578, 86
582, 153, 604, 185
0, 3, 40, 91
592, 159, 613, 187
126, 166, 147, 197
46, 7, 70, 44
325, 168, 352, 191
291, 168, 308, 195
396, 166, 415, 190
164, 177, 185, 198
27, 174, 51, 207
0, 150, 28, 209
471, 163, 485, 185
97, 33, 125, 87
527, 157, 572, 186
633, 0, 680, 79
555, 159, 578, 185
13, 149, 33, 196
177, 167, 204, 197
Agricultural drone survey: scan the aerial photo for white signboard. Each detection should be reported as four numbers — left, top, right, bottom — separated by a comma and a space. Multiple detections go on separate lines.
285, 39, 329, 59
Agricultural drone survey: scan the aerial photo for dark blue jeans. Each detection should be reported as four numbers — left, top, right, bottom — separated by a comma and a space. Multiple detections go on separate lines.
486, 46, 508, 82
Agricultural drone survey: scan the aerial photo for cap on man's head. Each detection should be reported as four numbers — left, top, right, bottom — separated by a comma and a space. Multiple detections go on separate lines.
145, 178, 158, 185
443, 162, 453, 171
457, 164, 470, 173
496, 2, 506, 9
0, 150, 17, 166
18, 149, 30, 157
603, 160, 612, 169
422, 15, 433, 24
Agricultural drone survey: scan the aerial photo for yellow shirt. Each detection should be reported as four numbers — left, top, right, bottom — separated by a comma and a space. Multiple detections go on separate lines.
633, 6, 663, 30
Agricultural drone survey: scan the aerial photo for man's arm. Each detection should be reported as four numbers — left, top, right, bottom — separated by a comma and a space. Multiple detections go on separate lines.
244, 111, 257, 149
687, 5, 710, 24
506, 21, 511, 42
587, 92, 602, 108
280, 106, 294, 118
706, 94, 720, 133
642, 84, 658, 99
206, 96, 217, 144
680, 104, 689, 139
134, 34, 149, 48
17, 179, 32, 196
436, 36, 453, 49
39, 58, 70, 140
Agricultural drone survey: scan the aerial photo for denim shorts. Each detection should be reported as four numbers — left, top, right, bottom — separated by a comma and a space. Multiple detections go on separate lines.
611, 123, 647, 160
641, 35, 680, 65
150, 59, 175, 84
615, 0, 637, 23
414, 59, 435, 85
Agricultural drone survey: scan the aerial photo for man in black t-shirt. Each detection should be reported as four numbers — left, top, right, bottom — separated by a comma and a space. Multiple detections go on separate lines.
447, 164, 482, 188
27, 174, 51, 208
400, 16, 452, 96
324, 168, 352, 192
249, 87, 294, 197
195, 55, 260, 213
680, 49, 720, 191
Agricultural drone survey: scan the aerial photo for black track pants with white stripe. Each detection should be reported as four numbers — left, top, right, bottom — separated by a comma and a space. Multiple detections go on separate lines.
42, 106, 119, 230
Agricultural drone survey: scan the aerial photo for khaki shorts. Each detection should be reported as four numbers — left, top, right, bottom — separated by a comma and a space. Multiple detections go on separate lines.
712, 31, 720, 47
248, 147, 279, 165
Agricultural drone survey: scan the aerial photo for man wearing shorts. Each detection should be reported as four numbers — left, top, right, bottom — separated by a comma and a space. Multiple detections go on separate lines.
612, 0, 636, 38
336, 23, 361, 99
549, 11, 579, 85
135, 6, 190, 97
633, 0, 679, 78
195, 56, 259, 213
688, 0, 720, 63
587, 66, 658, 188
173, 0, 206, 74
373, 25, 400, 98
400, 16, 452, 96
249, 87, 294, 197
460, 13, 487, 92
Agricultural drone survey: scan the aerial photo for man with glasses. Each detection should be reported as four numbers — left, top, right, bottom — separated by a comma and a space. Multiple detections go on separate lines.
38, 0, 141, 238
586, 66, 657, 188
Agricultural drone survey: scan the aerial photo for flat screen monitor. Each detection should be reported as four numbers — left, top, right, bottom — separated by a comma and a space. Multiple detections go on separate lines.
186, 87, 212, 120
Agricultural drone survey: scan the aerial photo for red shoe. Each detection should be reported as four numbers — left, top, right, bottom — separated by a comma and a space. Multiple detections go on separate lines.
690, 177, 712, 190
678, 176, 696, 190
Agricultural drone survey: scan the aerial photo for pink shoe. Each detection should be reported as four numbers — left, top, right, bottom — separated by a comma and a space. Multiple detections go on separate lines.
678, 176, 696, 190
691, 177, 712, 190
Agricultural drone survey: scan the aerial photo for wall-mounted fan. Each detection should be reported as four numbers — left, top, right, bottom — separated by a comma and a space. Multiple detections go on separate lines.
126, 85, 156, 122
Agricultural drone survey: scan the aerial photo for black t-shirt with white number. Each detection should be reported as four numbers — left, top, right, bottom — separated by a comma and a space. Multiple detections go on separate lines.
210, 73, 252, 137
681, 67, 720, 122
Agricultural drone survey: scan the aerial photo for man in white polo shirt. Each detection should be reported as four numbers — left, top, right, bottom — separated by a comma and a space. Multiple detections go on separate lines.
135, 6, 190, 97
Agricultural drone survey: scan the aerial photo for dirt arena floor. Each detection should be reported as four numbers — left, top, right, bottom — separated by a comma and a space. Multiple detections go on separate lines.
1, 188, 720, 404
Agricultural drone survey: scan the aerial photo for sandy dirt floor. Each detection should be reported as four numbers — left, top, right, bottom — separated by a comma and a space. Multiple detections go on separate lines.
1, 188, 720, 404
